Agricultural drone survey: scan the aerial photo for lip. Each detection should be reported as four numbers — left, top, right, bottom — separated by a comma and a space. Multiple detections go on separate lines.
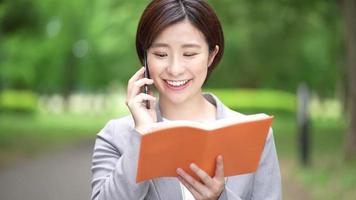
163, 79, 192, 91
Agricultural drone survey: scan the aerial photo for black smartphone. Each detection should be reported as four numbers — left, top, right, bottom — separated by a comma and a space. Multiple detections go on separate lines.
143, 51, 150, 109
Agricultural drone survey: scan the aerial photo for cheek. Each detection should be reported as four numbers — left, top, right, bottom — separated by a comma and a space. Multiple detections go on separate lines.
148, 60, 164, 76
188, 57, 209, 74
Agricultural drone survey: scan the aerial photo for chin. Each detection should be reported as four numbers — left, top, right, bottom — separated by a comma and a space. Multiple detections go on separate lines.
161, 92, 189, 105
160, 89, 202, 106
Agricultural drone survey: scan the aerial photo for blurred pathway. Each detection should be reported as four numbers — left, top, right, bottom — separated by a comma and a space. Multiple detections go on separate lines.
0, 139, 93, 200
0, 139, 311, 200
281, 159, 312, 200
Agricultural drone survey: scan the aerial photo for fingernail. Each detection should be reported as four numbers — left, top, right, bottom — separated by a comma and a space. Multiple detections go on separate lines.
176, 168, 182, 174
190, 163, 197, 169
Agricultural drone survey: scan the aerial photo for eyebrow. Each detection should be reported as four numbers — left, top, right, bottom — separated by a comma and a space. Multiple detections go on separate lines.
182, 44, 201, 49
151, 43, 169, 48
151, 43, 202, 49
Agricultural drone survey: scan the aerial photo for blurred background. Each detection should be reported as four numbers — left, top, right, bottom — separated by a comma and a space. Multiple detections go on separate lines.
0, 0, 355, 199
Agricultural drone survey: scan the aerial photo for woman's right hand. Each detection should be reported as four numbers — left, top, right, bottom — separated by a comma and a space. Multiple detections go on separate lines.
125, 67, 157, 134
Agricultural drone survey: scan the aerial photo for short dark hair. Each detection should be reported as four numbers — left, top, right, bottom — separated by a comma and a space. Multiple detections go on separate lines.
136, 0, 224, 82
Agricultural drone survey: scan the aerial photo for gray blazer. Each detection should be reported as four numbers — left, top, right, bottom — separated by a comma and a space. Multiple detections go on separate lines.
91, 93, 282, 200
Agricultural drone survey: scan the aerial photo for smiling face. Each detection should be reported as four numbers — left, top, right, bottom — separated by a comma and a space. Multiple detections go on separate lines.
147, 19, 218, 105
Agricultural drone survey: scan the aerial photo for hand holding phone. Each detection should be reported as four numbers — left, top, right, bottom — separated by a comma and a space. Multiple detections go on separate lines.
125, 56, 157, 134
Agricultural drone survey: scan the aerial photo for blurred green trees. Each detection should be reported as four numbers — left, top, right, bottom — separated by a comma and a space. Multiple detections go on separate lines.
0, 0, 344, 96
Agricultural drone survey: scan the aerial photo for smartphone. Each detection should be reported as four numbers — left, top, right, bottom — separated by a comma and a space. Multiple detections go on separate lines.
143, 51, 150, 109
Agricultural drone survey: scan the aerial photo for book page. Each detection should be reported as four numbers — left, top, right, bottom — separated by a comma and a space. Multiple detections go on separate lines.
145, 113, 271, 132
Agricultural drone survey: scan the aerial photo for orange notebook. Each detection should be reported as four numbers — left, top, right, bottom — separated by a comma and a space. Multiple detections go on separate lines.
136, 113, 273, 183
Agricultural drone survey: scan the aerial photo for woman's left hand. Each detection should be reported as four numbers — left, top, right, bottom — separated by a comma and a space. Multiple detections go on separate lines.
176, 155, 225, 200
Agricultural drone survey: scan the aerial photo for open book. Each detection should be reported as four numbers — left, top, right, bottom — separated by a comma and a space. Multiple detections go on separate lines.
136, 113, 273, 183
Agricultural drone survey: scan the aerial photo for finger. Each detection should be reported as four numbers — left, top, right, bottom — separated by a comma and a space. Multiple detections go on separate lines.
135, 78, 154, 90
190, 163, 215, 188
127, 67, 145, 98
128, 67, 145, 85
176, 168, 207, 195
128, 78, 154, 99
214, 155, 224, 179
132, 78, 154, 94
133, 93, 156, 104
177, 175, 202, 199
127, 93, 156, 108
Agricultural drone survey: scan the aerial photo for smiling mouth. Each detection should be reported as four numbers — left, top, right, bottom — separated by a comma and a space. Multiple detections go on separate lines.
164, 79, 192, 90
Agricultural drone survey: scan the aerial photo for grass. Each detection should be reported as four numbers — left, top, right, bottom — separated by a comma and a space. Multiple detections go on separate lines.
205, 88, 296, 113
293, 118, 356, 199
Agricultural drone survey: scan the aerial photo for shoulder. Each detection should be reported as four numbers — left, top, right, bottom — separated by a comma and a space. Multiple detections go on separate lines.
96, 115, 137, 147
203, 92, 244, 118
222, 105, 245, 118
209, 92, 245, 118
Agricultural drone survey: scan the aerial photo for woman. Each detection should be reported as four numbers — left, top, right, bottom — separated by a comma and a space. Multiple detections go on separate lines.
91, 0, 281, 199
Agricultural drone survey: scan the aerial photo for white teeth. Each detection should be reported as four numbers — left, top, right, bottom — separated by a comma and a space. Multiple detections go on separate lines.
165, 80, 189, 87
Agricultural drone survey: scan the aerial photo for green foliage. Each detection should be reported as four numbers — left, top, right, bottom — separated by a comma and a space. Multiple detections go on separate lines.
206, 0, 343, 96
0, 90, 38, 113
0, 0, 344, 97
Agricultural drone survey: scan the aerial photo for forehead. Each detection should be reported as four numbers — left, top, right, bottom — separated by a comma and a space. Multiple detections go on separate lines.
152, 19, 208, 47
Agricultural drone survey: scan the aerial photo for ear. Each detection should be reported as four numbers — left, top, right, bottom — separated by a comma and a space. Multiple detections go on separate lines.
208, 45, 219, 68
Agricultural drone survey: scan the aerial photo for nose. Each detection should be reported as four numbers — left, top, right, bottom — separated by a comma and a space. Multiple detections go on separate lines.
166, 55, 185, 76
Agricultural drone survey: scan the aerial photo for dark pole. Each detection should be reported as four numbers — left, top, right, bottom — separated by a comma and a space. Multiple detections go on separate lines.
297, 83, 311, 166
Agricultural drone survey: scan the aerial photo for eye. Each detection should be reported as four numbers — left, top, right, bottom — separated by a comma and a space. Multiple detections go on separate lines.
153, 52, 167, 58
184, 53, 198, 57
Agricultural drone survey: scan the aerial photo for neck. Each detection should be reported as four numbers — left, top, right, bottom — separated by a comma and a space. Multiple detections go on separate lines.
159, 93, 216, 122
